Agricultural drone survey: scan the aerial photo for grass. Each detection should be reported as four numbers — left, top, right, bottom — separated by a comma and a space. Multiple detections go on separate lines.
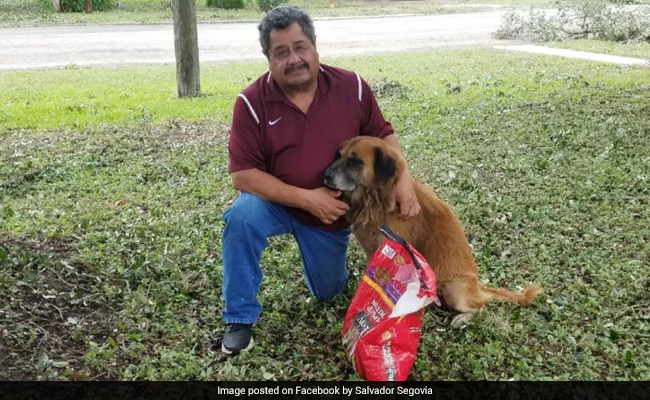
0, 0, 554, 27
0, 65, 258, 131
547, 39, 650, 60
1, 48, 650, 380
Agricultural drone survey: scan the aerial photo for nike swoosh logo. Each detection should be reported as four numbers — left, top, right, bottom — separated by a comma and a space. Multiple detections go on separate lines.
269, 117, 282, 125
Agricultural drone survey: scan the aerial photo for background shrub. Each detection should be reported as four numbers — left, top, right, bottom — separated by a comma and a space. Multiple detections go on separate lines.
495, 0, 650, 42
206, 0, 246, 9
60, 0, 113, 12
256, 0, 288, 12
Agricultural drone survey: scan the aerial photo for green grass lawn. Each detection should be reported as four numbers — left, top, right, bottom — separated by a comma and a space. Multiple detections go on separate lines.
1, 49, 649, 380
547, 39, 650, 61
0, 0, 554, 27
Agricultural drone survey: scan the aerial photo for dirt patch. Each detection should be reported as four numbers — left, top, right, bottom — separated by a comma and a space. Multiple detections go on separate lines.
0, 236, 115, 380
1, 121, 231, 151
1, 121, 231, 192
369, 78, 410, 99
148, 120, 231, 149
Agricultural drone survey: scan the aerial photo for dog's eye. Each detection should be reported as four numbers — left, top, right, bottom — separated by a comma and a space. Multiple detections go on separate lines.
348, 153, 363, 166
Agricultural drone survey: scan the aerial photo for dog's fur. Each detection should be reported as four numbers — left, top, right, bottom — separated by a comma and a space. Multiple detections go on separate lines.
324, 136, 542, 328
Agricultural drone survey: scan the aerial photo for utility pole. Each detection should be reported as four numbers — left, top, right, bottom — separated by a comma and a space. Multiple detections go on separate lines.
171, 0, 201, 98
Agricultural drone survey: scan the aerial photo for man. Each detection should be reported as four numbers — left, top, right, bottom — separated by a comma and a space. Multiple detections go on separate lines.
221, 5, 420, 355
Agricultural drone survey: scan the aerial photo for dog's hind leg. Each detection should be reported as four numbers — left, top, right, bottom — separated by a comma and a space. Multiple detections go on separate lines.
450, 312, 476, 329
444, 283, 543, 328
439, 277, 490, 329
479, 285, 543, 307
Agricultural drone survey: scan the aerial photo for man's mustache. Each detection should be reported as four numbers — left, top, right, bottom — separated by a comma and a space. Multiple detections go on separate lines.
285, 63, 308, 75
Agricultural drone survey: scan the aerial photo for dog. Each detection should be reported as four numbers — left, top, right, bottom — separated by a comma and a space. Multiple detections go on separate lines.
324, 136, 542, 328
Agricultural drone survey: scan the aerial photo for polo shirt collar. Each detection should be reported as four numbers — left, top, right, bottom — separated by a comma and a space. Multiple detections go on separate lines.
265, 64, 330, 103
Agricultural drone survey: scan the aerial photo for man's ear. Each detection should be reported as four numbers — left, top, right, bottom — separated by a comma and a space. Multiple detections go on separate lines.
374, 147, 396, 185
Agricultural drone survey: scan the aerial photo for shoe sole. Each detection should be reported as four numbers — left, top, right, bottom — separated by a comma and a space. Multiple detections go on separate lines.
221, 338, 254, 356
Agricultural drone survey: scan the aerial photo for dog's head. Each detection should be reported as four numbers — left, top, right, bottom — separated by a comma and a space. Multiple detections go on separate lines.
324, 136, 405, 196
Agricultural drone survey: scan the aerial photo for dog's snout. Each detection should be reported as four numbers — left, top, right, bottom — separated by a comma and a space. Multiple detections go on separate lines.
324, 167, 335, 181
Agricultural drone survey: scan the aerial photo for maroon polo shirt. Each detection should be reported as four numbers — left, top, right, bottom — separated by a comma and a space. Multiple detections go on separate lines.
228, 64, 394, 230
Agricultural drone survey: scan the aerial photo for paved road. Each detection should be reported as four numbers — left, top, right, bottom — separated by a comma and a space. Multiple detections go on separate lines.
0, 12, 512, 71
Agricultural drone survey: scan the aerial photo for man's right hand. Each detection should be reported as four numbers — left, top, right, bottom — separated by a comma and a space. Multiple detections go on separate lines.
302, 187, 349, 224
231, 169, 349, 224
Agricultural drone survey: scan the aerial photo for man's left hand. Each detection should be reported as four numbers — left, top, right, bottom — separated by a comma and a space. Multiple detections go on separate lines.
389, 170, 420, 220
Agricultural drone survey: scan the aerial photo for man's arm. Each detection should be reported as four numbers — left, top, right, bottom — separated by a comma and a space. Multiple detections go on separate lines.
382, 134, 421, 220
229, 93, 348, 225
231, 168, 349, 225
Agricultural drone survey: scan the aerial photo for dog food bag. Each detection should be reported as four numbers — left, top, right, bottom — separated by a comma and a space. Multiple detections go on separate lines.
342, 225, 440, 381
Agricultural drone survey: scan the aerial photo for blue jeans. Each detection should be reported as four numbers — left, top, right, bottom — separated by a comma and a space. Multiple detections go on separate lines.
221, 192, 352, 324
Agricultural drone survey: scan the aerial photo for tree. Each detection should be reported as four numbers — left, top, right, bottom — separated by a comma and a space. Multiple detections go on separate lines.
172, 0, 201, 98
50, 0, 61, 12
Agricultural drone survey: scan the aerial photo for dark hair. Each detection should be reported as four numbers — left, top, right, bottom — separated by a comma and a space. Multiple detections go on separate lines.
258, 5, 316, 57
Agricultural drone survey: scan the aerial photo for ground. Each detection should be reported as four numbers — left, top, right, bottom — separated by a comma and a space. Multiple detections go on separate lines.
1, 48, 649, 380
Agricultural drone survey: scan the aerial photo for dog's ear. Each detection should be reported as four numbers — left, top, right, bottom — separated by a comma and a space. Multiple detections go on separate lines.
374, 146, 396, 185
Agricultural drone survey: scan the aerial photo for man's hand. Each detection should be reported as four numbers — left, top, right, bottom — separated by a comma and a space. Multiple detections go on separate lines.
381, 134, 420, 220
389, 169, 420, 220
302, 187, 349, 224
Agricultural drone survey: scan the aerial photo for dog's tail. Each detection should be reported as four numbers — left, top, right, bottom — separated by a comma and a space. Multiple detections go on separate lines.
479, 284, 543, 307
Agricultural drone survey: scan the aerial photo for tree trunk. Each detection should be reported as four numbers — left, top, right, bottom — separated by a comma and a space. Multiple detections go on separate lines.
172, 0, 201, 98
50, 0, 61, 12
85, 0, 91, 13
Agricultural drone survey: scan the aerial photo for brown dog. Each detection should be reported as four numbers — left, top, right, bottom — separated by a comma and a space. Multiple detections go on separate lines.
324, 136, 542, 328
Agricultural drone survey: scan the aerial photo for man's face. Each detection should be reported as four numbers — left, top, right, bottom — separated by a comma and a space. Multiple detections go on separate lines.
267, 22, 319, 91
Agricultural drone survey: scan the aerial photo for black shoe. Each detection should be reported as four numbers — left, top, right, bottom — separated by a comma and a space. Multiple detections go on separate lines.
221, 323, 254, 355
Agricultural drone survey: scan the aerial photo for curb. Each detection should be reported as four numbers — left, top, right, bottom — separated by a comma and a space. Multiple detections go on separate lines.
493, 44, 650, 67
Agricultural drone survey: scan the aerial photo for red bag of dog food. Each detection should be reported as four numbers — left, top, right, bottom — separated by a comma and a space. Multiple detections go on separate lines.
342, 225, 440, 381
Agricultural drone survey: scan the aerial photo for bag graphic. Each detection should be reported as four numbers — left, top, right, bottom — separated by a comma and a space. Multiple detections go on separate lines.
342, 225, 440, 381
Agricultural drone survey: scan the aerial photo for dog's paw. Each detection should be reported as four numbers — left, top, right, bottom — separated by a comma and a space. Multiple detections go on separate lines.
450, 312, 474, 329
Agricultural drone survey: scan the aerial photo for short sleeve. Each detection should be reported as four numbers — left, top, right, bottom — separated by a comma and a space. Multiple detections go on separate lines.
358, 76, 394, 139
228, 95, 266, 173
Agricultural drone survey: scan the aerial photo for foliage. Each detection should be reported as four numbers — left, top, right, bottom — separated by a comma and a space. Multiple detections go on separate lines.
2, 49, 650, 380
8, 0, 649, 27
496, 0, 650, 42
60, 0, 113, 12
206, 0, 246, 10
255, 0, 287, 12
